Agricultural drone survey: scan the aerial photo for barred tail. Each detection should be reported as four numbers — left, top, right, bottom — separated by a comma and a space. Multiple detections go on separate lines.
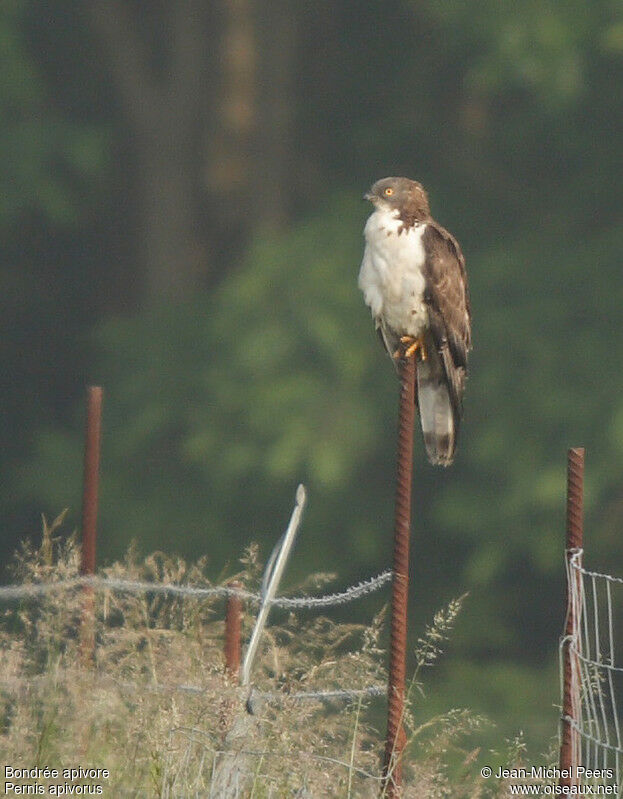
416, 359, 457, 467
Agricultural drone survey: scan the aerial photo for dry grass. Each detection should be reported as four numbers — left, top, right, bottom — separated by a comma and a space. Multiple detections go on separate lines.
0, 513, 533, 797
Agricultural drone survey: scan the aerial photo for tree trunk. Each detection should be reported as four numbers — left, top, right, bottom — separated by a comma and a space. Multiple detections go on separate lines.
139, 132, 206, 303
91, 0, 298, 303
90, 1, 209, 305
254, 0, 297, 231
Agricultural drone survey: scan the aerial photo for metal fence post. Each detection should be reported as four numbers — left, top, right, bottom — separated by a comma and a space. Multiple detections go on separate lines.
220, 581, 244, 738
241, 485, 306, 693
559, 447, 584, 788
80, 386, 103, 665
224, 582, 243, 679
383, 353, 417, 797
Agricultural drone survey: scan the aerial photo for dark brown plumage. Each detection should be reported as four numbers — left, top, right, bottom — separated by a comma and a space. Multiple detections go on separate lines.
421, 221, 471, 416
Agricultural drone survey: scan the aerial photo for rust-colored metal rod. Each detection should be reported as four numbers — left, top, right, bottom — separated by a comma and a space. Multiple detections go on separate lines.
224, 582, 243, 680
80, 386, 103, 664
220, 582, 244, 737
383, 353, 417, 797
81, 386, 103, 577
559, 447, 585, 787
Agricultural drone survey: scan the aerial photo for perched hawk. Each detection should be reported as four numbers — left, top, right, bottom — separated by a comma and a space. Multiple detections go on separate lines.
359, 177, 471, 466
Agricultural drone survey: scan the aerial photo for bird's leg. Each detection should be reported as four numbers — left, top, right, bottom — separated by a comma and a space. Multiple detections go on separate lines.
394, 335, 427, 361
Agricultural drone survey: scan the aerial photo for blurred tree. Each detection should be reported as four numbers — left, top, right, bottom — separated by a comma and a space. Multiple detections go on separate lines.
91, 0, 207, 299
90, 0, 211, 300
0, 0, 108, 554
0, 1, 105, 227
89, 0, 297, 302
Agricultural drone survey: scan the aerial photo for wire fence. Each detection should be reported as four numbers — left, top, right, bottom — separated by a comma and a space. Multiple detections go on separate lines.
0, 569, 392, 608
0, 479, 395, 796
561, 547, 623, 793
0, 569, 391, 704
0, 561, 391, 797
167, 731, 387, 799
0, 671, 387, 706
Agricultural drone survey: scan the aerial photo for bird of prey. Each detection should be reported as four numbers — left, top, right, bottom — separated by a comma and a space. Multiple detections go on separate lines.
359, 176, 471, 466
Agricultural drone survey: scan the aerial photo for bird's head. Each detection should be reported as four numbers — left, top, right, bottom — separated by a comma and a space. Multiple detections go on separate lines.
363, 176, 430, 220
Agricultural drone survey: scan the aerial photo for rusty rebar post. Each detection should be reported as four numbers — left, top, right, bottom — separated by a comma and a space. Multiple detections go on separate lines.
224, 582, 243, 679
220, 582, 243, 737
383, 353, 417, 797
559, 447, 584, 788
80, 386, 103, 665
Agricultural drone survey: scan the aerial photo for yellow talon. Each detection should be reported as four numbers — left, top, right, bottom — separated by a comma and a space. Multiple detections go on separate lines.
399, 335, 427, 361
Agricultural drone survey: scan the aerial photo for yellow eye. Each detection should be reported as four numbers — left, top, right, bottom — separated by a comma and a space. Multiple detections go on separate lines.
384, 187, 394, 196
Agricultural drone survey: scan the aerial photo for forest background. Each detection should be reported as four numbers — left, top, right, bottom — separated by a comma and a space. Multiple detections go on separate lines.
2, 0, 623, 753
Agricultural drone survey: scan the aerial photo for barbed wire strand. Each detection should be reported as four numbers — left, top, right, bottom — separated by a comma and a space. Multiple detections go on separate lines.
0, 570, 392, 608
0, 672, 386, 705
169, 728, 384, 782
249, 685, 386, 704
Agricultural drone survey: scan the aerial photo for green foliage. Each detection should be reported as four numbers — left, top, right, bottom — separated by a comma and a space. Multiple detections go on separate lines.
427, 1, 594, 104
0, 1, 107, 227
18, 194, 395, 572
0, 1, 110, 531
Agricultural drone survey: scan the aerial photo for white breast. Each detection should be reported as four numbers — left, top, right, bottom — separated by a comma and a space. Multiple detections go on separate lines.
358, 207, 429, 337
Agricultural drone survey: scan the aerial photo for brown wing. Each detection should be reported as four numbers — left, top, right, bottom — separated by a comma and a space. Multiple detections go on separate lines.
421, 222, 472, 416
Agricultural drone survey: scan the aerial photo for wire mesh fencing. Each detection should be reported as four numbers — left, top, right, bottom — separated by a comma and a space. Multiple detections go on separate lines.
561, 547, 623, 793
